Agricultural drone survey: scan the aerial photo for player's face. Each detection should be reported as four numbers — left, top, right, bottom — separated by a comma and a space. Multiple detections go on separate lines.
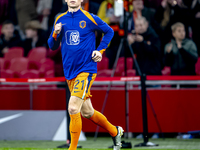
172, 26, 186, 40
65, 0, 83, 9
135, 19, 148, 34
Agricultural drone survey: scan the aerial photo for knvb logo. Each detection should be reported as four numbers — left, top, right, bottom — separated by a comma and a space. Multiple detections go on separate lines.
66, 30, 80, 45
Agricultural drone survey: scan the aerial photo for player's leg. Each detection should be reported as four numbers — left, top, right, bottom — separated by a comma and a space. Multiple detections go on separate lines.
68, 96, 84, 150
80, 98, 94, 118
81, 99, 124, 150
67, 73, 92, 150
80, 71, 124, 150
81, 98, 117, 136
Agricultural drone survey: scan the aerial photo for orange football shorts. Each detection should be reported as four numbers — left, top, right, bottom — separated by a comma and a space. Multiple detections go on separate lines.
66, 72, 97, 100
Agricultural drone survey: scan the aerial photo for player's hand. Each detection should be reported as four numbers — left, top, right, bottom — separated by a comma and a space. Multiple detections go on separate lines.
54, 22, 62, 34
92, 50, 102, 62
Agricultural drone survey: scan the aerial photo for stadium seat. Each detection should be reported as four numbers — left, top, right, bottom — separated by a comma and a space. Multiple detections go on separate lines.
8, 58, 29, 78
96, 57, 110, 77
54, 64, 64, 77
97, 69, 112, 77
0, 69, 14, 78
28, 47, 47, 70
20, 70, 40, 78
115, 57, 133, 76
97, 57, 109, 71
97, 57, 134, 77
39, 58, 55, 77
162, 66, 171, 75
195, 57, 200, 75
45, 70, 55, 78
161, 66, 171, 88
3, 47, 24, 69
122, 69, 136, 76
115, 63, 124, 76
0, 58, 4, 70
117, 57, 133, 69
47, 47, 61, 58
127, 57, 134, 70
38, 70, 56, 88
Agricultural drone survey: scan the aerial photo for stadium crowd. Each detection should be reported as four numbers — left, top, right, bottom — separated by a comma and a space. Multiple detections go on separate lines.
0, 0, 200, 78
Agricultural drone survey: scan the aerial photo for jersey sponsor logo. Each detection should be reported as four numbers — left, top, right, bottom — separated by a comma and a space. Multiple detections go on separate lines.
66, 30, 80, 45
79, 20, 86, 29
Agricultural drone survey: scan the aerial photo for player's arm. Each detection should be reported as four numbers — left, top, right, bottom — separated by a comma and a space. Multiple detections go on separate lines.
91, 15, 114, 62
48, 22, 62, 50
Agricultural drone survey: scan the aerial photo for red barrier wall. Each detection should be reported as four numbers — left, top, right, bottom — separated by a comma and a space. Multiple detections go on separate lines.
0, 90, 30, 110
0, 89, 200, 133
82, 89, 200, 133
33, 90, 66, 110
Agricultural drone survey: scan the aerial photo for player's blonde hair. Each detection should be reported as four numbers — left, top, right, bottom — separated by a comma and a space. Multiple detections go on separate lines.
171, 22, 185, 33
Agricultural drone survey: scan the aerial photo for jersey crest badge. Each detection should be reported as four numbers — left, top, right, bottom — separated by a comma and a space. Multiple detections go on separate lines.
66, 30, 80, 45
79, 21, 86, 29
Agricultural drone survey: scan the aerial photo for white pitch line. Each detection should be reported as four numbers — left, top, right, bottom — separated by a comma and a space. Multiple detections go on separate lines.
0, 113, 23, 124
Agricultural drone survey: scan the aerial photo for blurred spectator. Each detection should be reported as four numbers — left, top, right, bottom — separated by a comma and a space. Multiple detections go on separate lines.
147, 0, 162, 9
37, 0, 53, 31
128, 0, 161, 35
97, 0, 121, 33
191, 0, 200, 56
0, 0, 18, 25
23, 20, 47, 56
16, 0, 38, 32
128, 17, 162, 75
81, 0, 100, 14
97, 0, 122, 68
48, 0, 63, 33
155, 0, 192, 48
0, 0, 9, 24
164, 22, 198, 75
0, 20, 22, 57
90, 0, 103, 4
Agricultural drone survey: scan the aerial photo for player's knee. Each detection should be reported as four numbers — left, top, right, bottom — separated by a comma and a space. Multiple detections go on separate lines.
68, 106, 79, 115
81, 110, 94, 119
81, 113, 93, 119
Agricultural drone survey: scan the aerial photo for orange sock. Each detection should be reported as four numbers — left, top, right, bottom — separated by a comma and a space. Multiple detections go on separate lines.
89, 110, 117, 137
69, 113, 82, 150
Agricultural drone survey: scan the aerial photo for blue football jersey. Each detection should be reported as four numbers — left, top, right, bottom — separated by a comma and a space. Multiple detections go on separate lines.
48, 8, 114, 80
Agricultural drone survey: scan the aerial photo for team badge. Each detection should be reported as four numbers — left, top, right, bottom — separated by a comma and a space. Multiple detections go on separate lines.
79, 21, 86, 29
66, 30, 80, 45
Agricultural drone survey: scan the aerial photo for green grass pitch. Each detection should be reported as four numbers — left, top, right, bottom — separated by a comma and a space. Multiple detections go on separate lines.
0, 137, 200, 150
